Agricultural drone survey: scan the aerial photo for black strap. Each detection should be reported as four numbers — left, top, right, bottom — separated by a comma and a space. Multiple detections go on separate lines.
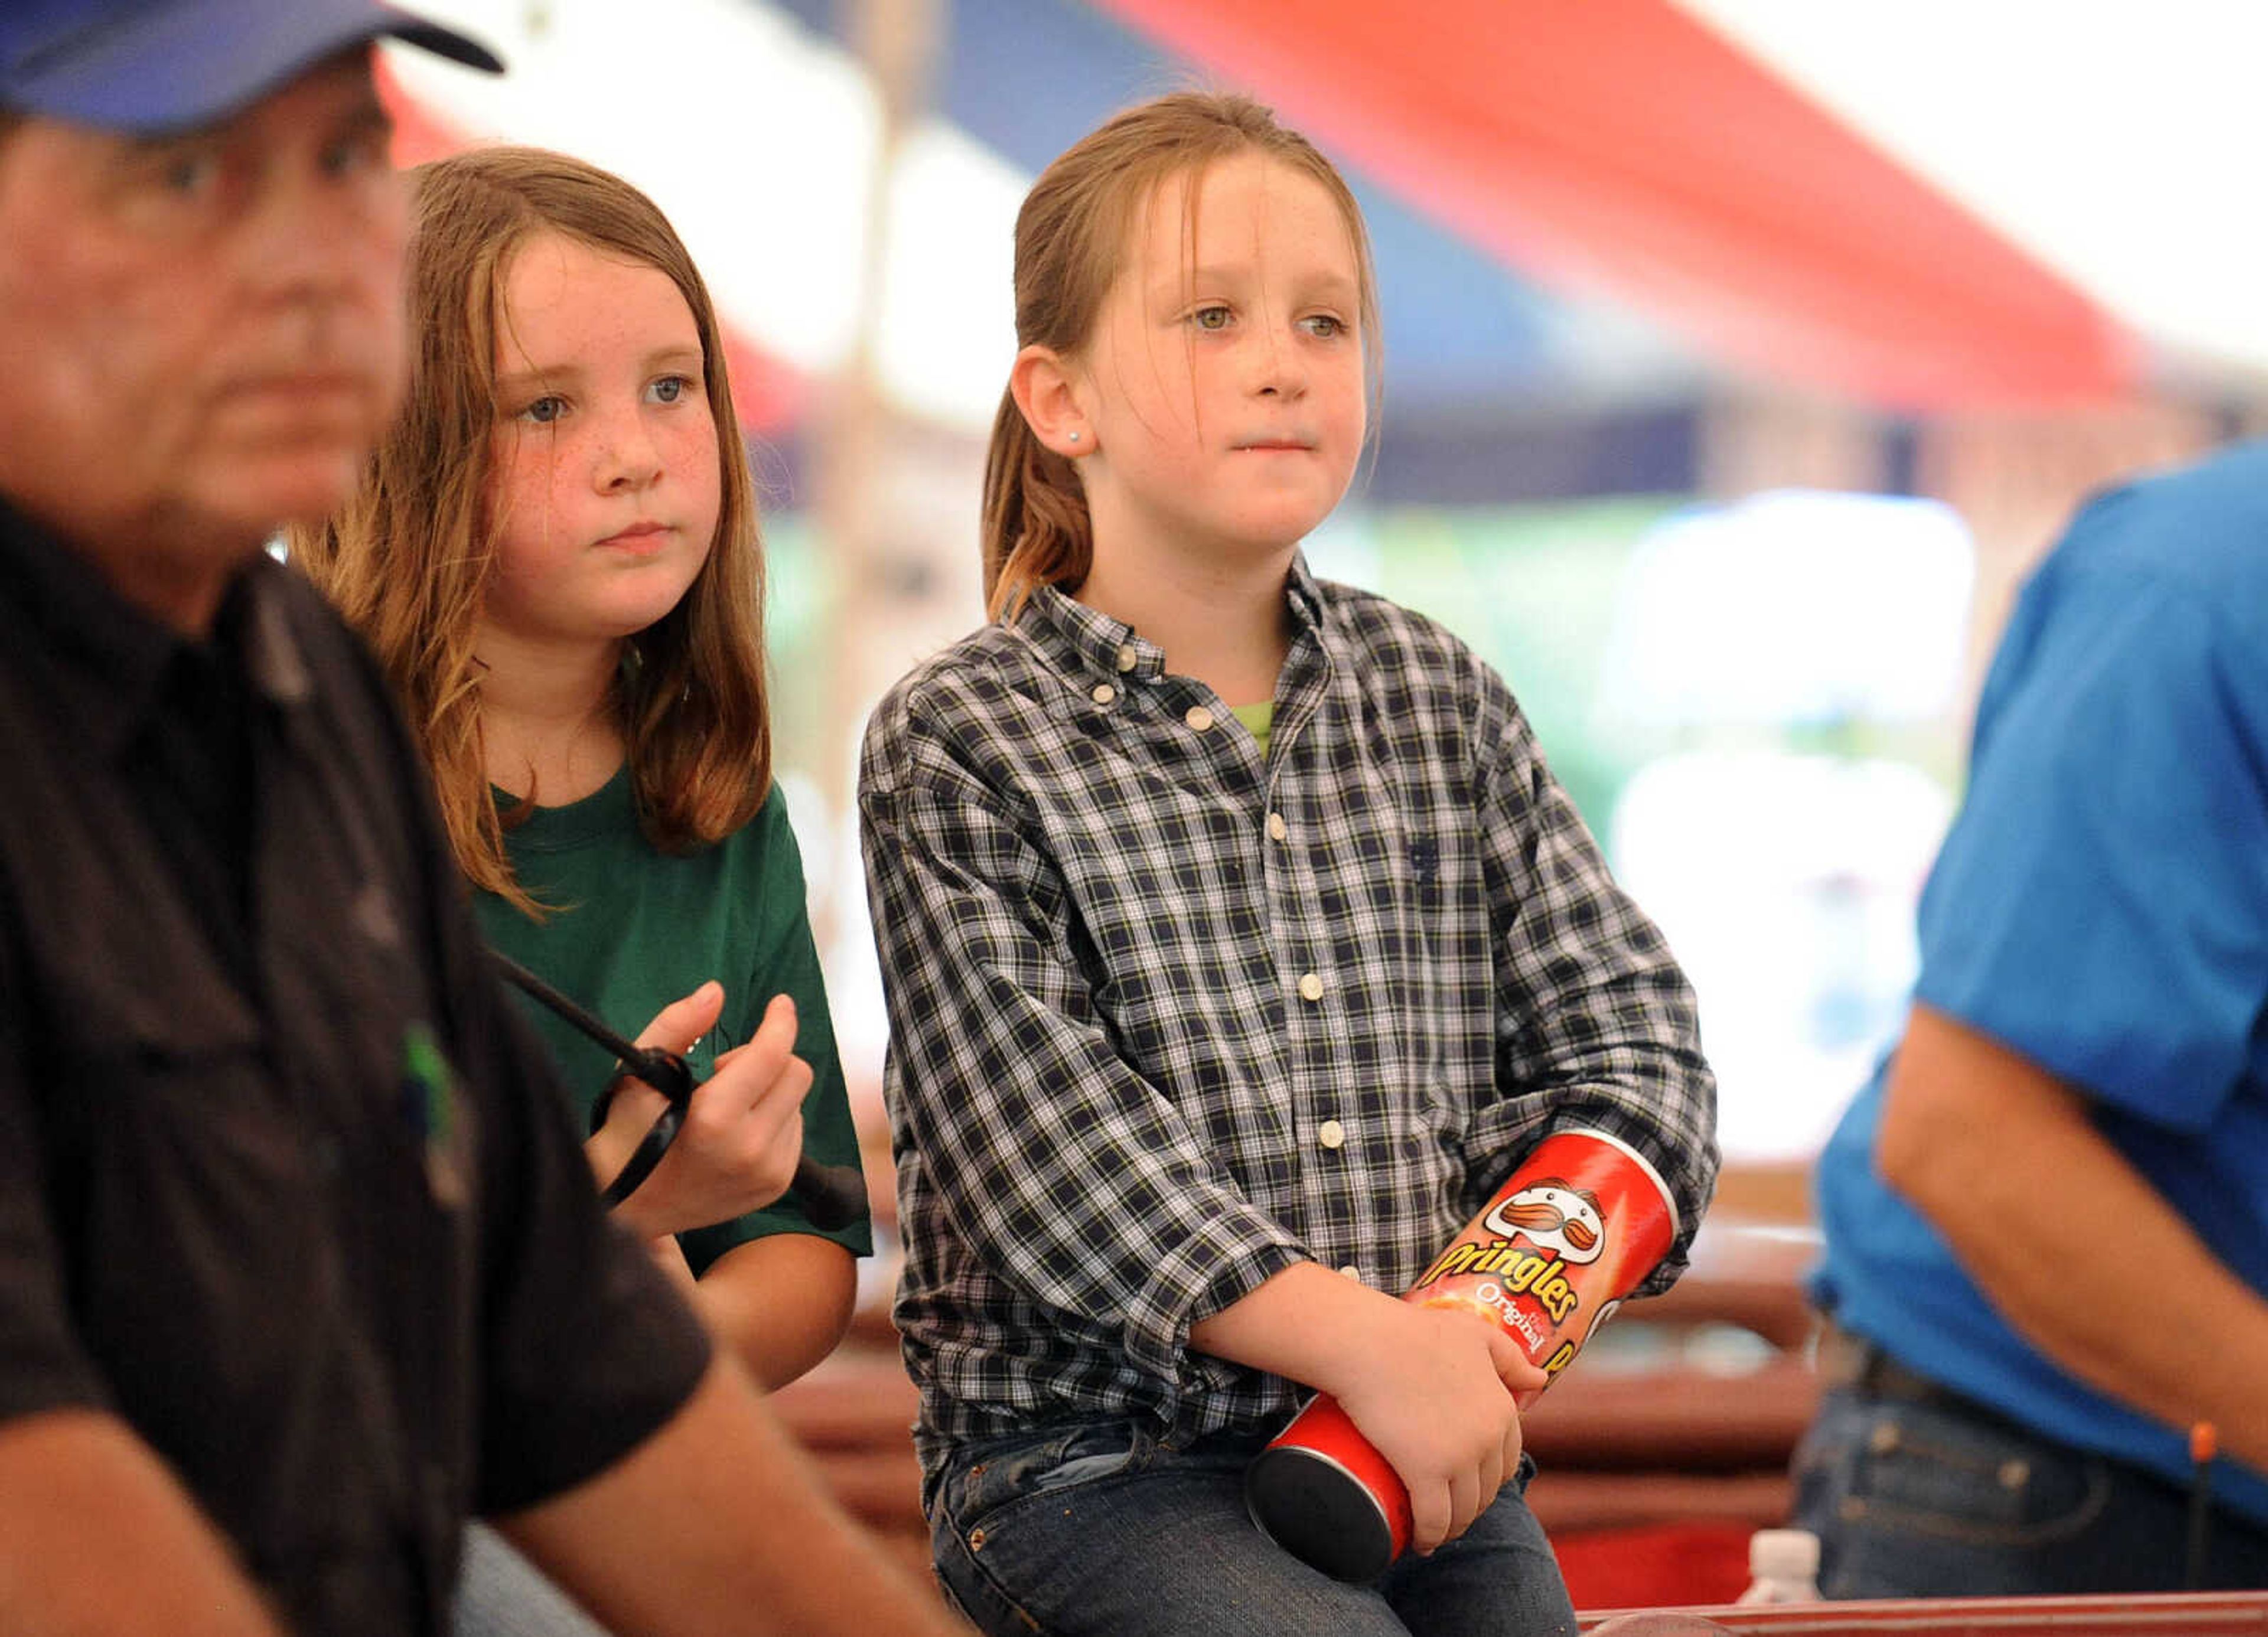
491, 953, 692, 1208
596, 1098, 685, 1209
488, 949, 867, 1231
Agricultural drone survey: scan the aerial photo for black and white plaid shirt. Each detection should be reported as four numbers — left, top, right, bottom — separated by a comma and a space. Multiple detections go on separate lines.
859, 557, 1716, 1481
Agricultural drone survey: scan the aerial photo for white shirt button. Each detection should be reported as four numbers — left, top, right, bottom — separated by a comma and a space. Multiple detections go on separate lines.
1266, 812, 1288, 842
1297, 972, 1324, 1002
1091, 683, 1116, 705
1317, 1118, 1347, 1150
1116, 644, 1138, 673
1338, 1264, 1363, 1280
1185, 706, 1215, 732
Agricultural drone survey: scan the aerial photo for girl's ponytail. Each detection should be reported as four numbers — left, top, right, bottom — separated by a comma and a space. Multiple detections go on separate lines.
982, 385, 1093, 621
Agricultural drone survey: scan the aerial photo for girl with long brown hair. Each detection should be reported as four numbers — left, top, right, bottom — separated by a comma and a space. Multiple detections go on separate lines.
859, 92, 1715, 1636
299, 146, 871, 1635
296, 145, 867, 1384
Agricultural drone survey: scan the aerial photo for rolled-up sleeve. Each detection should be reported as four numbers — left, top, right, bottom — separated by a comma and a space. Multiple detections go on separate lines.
1465, 663, 1718, 1295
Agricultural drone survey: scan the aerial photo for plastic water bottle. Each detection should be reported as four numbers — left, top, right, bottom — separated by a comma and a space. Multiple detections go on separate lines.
1735, 1528, 1821, 1604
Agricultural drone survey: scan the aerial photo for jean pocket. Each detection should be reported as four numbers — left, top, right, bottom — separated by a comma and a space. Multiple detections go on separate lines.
943, 1424, 1145, 1537
1838, 1399, 2111, 1548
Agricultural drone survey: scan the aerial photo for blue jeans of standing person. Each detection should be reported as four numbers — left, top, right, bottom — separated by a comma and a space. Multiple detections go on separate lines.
1793, 1382, 2268, 1597
928, 1419, 1579, 1637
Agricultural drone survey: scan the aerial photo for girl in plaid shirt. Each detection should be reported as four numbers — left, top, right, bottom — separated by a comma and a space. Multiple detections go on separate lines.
861, 93, 1716, 1637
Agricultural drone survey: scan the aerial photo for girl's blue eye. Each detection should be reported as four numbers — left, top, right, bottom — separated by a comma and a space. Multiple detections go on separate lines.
1190, 305, 1232, 332
647, 374, 696, 405
521, 396, 565, 425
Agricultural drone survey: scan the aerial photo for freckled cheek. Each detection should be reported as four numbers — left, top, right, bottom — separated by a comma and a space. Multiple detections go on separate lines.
650, 416, 718, 503
658, 412, 713, 458
486, 446, 576, 574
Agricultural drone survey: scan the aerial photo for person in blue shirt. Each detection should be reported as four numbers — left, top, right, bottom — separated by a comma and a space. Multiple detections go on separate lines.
1797, 439, 2268, 1596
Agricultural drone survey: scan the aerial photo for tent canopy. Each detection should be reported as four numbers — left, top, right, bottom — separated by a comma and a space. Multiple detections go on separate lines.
390, 0, 2256, 461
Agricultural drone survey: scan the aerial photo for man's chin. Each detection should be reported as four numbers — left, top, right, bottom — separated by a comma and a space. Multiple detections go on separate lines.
186, 450, 370, 540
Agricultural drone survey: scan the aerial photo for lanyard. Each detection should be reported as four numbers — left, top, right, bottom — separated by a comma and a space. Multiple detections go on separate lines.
490, 951, 865, 1228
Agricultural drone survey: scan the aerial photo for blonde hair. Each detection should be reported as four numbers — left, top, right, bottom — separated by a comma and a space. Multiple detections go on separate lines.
292, 146, 770, 915
982, 91, 1380, 620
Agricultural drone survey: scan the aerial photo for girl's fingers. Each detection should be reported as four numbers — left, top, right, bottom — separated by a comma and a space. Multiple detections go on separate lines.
711, 997, 804, 1116
1484, 1326, 1547, 1397
631, 979, 726, 1056
629, 993, 809, 1224
773, 1054, 813, 1115
1475, 1442, 1505, 1520
713, 994, 797, 1078
1446, 1465, 1480, 1546
1408, 1479, 1451, 1557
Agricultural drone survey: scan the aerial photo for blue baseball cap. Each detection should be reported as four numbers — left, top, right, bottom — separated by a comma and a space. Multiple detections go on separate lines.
0, 0, 502, 134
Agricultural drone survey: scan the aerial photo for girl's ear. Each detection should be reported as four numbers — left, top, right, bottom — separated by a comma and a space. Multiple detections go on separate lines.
1009, 343, 1093, 458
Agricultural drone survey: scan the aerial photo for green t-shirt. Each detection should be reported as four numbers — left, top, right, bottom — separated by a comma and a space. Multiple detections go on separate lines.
1230, 700, 1275, 759
477, 771, 872, 1273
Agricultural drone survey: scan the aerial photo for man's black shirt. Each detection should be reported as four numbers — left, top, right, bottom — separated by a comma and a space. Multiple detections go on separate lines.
0, 499, 712, 1635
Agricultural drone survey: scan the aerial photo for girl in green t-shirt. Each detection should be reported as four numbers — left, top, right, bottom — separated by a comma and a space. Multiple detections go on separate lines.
296, 148, 869, 1398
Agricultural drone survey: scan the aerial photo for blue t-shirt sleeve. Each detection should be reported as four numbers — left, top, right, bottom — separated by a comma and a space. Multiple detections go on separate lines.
1915, 564, 2268, 1131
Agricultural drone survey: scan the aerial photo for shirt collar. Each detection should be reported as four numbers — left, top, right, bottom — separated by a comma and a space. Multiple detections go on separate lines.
1284, 552, 1327, 631
0, 495, 313, 755
1016, 550, 1329, 680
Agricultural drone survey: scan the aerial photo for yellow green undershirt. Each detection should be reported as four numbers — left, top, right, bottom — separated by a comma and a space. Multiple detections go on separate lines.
1230, 700, 1275, 759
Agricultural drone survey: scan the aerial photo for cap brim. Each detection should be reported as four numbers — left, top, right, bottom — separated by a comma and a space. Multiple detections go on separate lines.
9, 0, 502, 135
377, 12, 505, 77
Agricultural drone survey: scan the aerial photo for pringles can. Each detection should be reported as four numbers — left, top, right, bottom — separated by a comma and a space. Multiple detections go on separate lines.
1244, 1127, 1679, 1581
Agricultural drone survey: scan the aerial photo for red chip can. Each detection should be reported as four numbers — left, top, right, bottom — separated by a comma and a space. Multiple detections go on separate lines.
1245, 1127, 1680, 1582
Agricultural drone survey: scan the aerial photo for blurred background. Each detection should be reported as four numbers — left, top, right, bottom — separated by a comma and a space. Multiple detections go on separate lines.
387, 0, 2268, 1601
391, 0, 2268, 1185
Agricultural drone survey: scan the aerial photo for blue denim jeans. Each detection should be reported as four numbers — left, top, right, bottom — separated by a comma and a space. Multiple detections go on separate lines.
451, 1524, 608, 1637
1793, 1383, 2268, 1597
929, 1420, 1578, 1637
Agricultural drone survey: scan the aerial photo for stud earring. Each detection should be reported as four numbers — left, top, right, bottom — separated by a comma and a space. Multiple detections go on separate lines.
1068, 431, 1082, 444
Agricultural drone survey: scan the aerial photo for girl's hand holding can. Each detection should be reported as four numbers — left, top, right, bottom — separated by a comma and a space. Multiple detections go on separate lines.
1330, 1299, 1547, 1555
1248, 1127, 1682, 1581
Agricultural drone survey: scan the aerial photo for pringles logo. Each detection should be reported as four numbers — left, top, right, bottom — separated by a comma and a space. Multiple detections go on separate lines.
1409, 1179, 1611, 1351
1411, 1236, 1581, 1324
1482, 1178, 1605, 1264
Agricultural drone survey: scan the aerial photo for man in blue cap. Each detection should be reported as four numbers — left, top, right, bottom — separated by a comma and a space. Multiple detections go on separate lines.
0, 6, 966, 1634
